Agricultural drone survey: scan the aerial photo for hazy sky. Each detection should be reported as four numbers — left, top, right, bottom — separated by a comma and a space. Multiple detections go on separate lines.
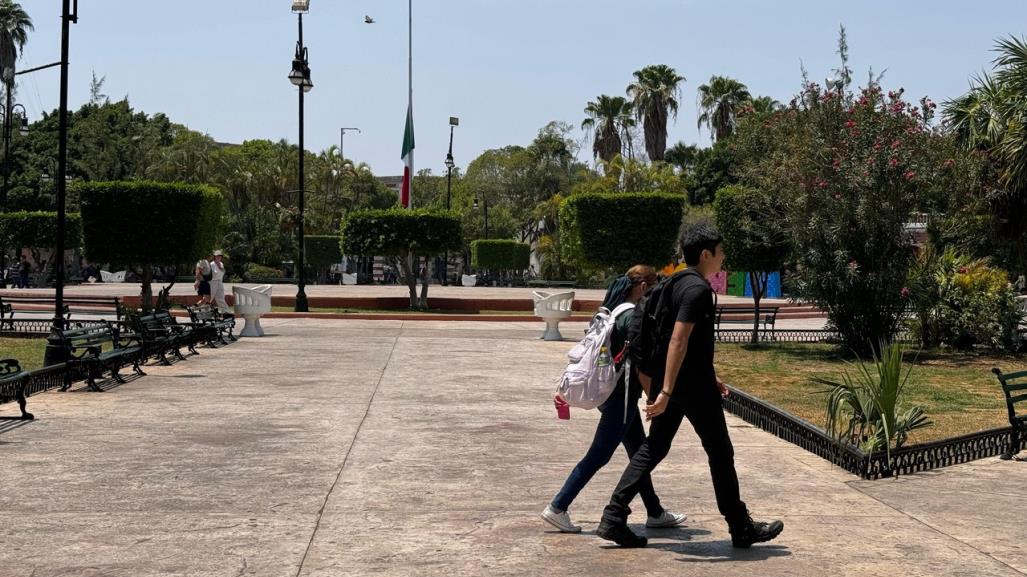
16, 1, 1027, 177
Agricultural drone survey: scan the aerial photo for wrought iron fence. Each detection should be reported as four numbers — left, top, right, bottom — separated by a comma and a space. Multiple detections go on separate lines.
0, 318, 109, 336
723, 386, 1013, 480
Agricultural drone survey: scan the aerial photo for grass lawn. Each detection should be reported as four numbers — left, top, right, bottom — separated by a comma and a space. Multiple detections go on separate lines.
716, 343, 1023, 444
0, 338, 50, 371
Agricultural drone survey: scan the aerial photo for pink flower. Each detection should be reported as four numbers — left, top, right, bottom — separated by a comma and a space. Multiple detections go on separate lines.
848, 261, 859, 271
903, 170, 917, 180
889, 158, 899, 167
834, 193, 842, 200
845, 120, 856, 128
901, 287, 910, 298
958, 266, 968, 274
943, 158, 955, 168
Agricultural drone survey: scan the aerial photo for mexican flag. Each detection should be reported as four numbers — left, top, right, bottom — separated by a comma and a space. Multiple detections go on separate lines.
400, 104, 414, 208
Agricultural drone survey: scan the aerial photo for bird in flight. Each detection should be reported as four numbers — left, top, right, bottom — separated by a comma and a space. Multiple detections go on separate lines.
364, 15, 375, 24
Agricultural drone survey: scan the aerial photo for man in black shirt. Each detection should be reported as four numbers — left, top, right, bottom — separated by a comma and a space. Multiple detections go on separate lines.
596, 223, 783, 549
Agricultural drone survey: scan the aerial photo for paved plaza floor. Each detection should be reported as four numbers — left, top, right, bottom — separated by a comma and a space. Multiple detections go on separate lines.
1, 319, 1023, 576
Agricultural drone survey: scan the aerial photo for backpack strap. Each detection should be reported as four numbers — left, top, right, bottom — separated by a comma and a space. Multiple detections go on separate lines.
610, 302, 635, 319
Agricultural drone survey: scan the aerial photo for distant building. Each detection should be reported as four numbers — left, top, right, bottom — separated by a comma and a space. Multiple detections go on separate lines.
377, 176, 404, 197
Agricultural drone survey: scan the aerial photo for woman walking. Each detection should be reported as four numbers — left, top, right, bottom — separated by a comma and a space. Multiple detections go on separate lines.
541, 265, 687, 533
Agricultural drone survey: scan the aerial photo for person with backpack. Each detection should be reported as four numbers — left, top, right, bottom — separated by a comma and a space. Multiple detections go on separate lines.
541, 265, 687, 533
596, 223, 783, 549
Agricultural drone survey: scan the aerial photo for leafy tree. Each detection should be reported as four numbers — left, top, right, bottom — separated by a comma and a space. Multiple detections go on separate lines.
626, 64, 685, 162
713, 185, 790, 343
582, 95, 634, 164
683, 141, 738, 205
341, 209, 461, 308
697, 76, 752, 142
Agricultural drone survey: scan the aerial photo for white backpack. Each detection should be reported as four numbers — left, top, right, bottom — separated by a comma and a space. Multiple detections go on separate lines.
556, 303, 635, 415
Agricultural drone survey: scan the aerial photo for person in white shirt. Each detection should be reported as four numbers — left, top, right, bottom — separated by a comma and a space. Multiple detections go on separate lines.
210, 250, 230, 313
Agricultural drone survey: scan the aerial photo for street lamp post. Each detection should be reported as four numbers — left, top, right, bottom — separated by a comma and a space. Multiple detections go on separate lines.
339, 127, 360, 160
1, 102, 28, 205
442, 116, 458, 285
44, 0, 78, 367
473, 194, 489, 240
0, 102, 27, 286
289, 0, 313, 312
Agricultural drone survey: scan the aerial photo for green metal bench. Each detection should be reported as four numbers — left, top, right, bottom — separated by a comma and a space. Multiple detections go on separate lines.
186, 305, 236, 346
993, 367, 1027, 460
54, 322, 144, 392
0, 358, 30, 419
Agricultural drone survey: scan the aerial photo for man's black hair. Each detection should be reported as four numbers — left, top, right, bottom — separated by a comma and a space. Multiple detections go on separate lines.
680, 221, 723, 266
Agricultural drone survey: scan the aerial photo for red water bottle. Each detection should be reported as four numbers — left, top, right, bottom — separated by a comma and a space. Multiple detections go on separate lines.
554, 394, 570, 420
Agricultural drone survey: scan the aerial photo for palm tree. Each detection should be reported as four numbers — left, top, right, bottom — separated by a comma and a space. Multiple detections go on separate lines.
749, 95, 783, 115
664, 141, 699, 172
626, 64, 685, 162
581, 95, 634, 164
0, 1, 31, 87
697, 76, 751, 142
943, 35, 1027, 274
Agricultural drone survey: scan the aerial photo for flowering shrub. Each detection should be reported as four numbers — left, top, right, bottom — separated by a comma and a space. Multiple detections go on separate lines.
906, 248, 1020, 350
734, 84, 946, 354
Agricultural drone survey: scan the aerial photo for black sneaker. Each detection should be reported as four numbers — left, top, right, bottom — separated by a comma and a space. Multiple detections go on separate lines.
730, 516, 783, 548
596, 519, 648, 548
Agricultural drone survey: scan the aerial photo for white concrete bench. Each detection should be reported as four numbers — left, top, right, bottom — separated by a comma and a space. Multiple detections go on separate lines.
233, 284, 272, 337
100, 270, 127, 283
533, 290, 575, 341
461, 274, 477, 287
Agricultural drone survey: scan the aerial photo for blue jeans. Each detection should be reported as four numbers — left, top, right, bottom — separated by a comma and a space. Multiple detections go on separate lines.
551, 384, 664, 516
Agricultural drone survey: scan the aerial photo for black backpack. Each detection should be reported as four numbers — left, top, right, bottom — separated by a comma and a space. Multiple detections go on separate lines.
625, 270, 690, 382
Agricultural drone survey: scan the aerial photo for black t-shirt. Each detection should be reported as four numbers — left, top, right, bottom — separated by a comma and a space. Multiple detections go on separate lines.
667, 269, 717, 404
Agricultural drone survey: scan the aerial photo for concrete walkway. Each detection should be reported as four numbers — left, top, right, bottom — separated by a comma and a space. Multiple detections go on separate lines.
0, 319, 1022, 576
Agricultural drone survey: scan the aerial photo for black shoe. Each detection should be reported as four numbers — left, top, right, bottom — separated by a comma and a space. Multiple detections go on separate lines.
596, 519, 647, 548
730, 516, 783, 548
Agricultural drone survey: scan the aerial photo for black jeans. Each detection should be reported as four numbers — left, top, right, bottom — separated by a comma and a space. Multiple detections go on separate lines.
551, 384, 663, 517
601, 397, 748, 528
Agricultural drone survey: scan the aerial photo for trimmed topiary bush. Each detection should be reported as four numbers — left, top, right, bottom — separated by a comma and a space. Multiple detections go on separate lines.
341, 208, 462, 307
559, 192, 684, 271
305, 235, 343, 267
77, 181, 223, 309
470, 239, 530, 270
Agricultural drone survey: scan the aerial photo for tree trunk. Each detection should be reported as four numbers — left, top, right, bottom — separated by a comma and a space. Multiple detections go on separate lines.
750, 271, 764, 345
401, 252, 417, 309
140, 266, 153, 313
418, 255, 430, 309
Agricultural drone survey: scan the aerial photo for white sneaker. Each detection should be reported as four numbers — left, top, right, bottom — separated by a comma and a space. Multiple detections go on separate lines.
541, 505, 582, 533
646, 510, 687, 528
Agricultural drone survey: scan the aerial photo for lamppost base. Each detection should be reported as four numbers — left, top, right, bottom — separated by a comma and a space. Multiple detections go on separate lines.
294, 290, 309, 312
43, 327, 69, 367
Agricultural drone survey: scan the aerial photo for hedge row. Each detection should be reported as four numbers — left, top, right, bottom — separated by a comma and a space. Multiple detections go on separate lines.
0, 211, 82, 249
560, 192, 685, 271
471, 239, 530, 270
305, 235, 342, 267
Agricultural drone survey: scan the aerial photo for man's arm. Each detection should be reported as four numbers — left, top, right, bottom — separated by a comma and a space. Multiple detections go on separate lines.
645, 320, 693, 419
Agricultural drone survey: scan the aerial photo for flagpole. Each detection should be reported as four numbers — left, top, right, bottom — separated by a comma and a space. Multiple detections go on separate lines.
408, 0, 413, 206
